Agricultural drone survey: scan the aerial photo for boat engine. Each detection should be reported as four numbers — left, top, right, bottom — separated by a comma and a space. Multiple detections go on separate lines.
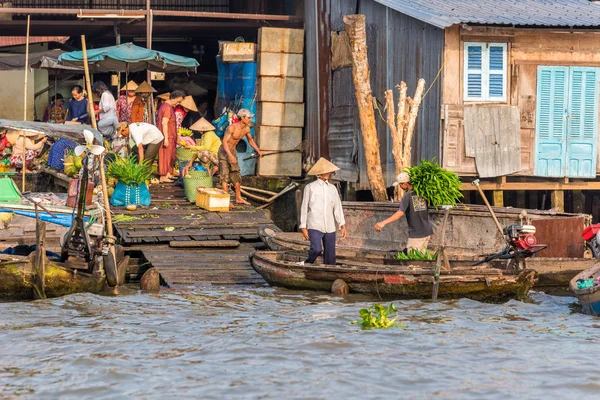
504, 224, 538, 251
474, 220, 546, 268
582, 224, 600, 258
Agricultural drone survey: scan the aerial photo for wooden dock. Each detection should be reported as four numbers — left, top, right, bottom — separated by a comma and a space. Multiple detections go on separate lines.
115, 182, 272, 288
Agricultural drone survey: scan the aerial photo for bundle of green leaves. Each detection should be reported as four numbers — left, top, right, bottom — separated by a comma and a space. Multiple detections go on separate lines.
352, 304, 404, 330
405, 158, 463, 207
393, 248, 438, 260
107, 155, 153, 186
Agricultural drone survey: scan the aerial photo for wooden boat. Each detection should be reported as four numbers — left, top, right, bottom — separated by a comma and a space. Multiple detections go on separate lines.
259, 225, 596, 290
250, 250, 538, 302
0, 253, 106, 301
0, 120, 117, 300
569, 263, 600, 316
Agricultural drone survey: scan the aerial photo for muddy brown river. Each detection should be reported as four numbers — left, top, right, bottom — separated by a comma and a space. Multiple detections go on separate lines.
1, 288, 599, 399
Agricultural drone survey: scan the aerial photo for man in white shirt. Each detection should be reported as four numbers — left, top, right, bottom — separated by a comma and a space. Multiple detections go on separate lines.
116, 122, 164, 164
299, 158, 347, 265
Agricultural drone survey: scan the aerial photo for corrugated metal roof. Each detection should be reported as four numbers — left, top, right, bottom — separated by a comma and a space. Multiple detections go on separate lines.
374, 0, 600, 28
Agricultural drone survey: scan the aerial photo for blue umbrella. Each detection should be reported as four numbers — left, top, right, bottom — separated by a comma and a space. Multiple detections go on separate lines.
58, 42, 199, 73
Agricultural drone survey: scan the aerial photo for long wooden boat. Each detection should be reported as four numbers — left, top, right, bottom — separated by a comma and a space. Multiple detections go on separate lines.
0, 253, 106, 300
569, 263, 600, 316
259, 225, 596, 290
250, 250, 537, 302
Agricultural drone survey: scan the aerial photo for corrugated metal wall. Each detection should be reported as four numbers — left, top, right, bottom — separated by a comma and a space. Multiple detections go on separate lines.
328, 0, 444, 190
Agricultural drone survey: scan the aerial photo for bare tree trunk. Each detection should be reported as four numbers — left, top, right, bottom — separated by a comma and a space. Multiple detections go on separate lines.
403, 78, 425, 168
396, 82, 407, 168
344, 14, 387, 202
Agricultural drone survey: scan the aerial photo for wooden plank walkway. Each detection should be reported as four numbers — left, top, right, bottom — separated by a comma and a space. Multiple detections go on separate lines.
115, 181, 271, 287
134, 244, 265, 287
114, 183, 272, 245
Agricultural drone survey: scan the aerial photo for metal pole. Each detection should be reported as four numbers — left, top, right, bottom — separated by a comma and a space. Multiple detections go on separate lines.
22, 15, 30, 193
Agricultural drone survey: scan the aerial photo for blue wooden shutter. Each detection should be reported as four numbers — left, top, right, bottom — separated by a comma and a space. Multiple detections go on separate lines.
466, 45, 483, 99
566, 67, 599, 178
488, 45, 505, 99
534, 66, 569, 177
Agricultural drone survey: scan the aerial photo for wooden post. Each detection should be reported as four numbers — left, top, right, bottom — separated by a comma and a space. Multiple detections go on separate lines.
343, 14, 387, 202
81, 36, 97, 128
21, 15, 30, 193
23, 15, 30, 122
33, 204, 46, 300
493, 176, 505, 207
573, 190, 584, 213
551, 190, 564, 212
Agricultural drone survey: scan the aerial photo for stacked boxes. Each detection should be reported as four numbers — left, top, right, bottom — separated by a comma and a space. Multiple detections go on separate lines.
256, 27, 305, 177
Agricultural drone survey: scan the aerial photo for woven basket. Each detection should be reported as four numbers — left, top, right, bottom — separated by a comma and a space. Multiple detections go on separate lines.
183, 171, 213, 202
176, 147, 195, 161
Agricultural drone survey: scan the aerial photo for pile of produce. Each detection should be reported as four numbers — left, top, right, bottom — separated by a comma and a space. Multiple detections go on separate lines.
106, 155, 153, 186
63, 149, 83, 177
405, 158, 463, 207
393, 248, 438, 261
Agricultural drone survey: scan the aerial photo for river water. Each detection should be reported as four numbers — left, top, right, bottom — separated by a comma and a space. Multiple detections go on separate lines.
1, 288, 599, 399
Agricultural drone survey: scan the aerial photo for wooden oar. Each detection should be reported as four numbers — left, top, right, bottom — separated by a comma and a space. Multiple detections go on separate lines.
81, 35, 118, 287
432, 206, 451, 301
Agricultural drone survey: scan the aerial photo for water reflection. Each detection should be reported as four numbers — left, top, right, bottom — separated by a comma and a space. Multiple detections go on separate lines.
1, 288, 599, 399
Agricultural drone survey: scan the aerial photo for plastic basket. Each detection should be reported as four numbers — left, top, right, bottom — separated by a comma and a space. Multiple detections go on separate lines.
176, 147, 195, 161
183, 171, 213, 203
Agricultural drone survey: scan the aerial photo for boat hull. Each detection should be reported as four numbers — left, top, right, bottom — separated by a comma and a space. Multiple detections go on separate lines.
0, 254, 106, 300
570, 263, 600, 316
250, 251, 537, 302
259, 227, 595, 289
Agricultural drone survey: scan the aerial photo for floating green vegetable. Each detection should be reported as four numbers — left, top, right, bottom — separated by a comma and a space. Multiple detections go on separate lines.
352, 303, 405, 330
405, 158, 463, 207
393, 248, 438, 261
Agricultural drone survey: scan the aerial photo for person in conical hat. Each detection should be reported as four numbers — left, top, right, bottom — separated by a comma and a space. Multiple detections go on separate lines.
181, 117, 221, 177
120, 80, 138, 92
374, 171, 433, 253
299, 157, 347, 266
307, 157, 340, 176
131, 81, 157, 123
116, 80, 138, 123
174, 95, 197, 131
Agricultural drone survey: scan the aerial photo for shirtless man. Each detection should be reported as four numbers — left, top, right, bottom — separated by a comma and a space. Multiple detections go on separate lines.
219, 109, 263, 205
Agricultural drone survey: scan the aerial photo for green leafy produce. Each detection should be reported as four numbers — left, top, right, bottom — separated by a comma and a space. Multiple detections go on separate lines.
393, 248, 438, 261
352, 304, 405, 330
106, 155, 153, 186
405, 158, 463, 207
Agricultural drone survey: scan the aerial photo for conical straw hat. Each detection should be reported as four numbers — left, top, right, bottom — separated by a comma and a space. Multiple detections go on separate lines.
135, 81, 157, 93
120, 80, 138, 91
189, 117, 215, 132
307, 157, 340, 176
157, 92, 170, 101
180, 95, 198, 112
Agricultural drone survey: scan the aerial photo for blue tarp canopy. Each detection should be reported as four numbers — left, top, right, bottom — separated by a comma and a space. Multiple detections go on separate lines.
58, 43, 199, 73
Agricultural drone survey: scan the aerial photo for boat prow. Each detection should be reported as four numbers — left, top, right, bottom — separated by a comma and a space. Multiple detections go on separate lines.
570, 262, 600, 316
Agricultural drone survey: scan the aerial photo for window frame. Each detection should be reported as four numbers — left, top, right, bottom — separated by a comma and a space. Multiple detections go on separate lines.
463, 42, 508, 103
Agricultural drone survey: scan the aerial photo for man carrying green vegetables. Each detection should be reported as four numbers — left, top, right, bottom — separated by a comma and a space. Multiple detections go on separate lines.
374, 172, 433, 252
